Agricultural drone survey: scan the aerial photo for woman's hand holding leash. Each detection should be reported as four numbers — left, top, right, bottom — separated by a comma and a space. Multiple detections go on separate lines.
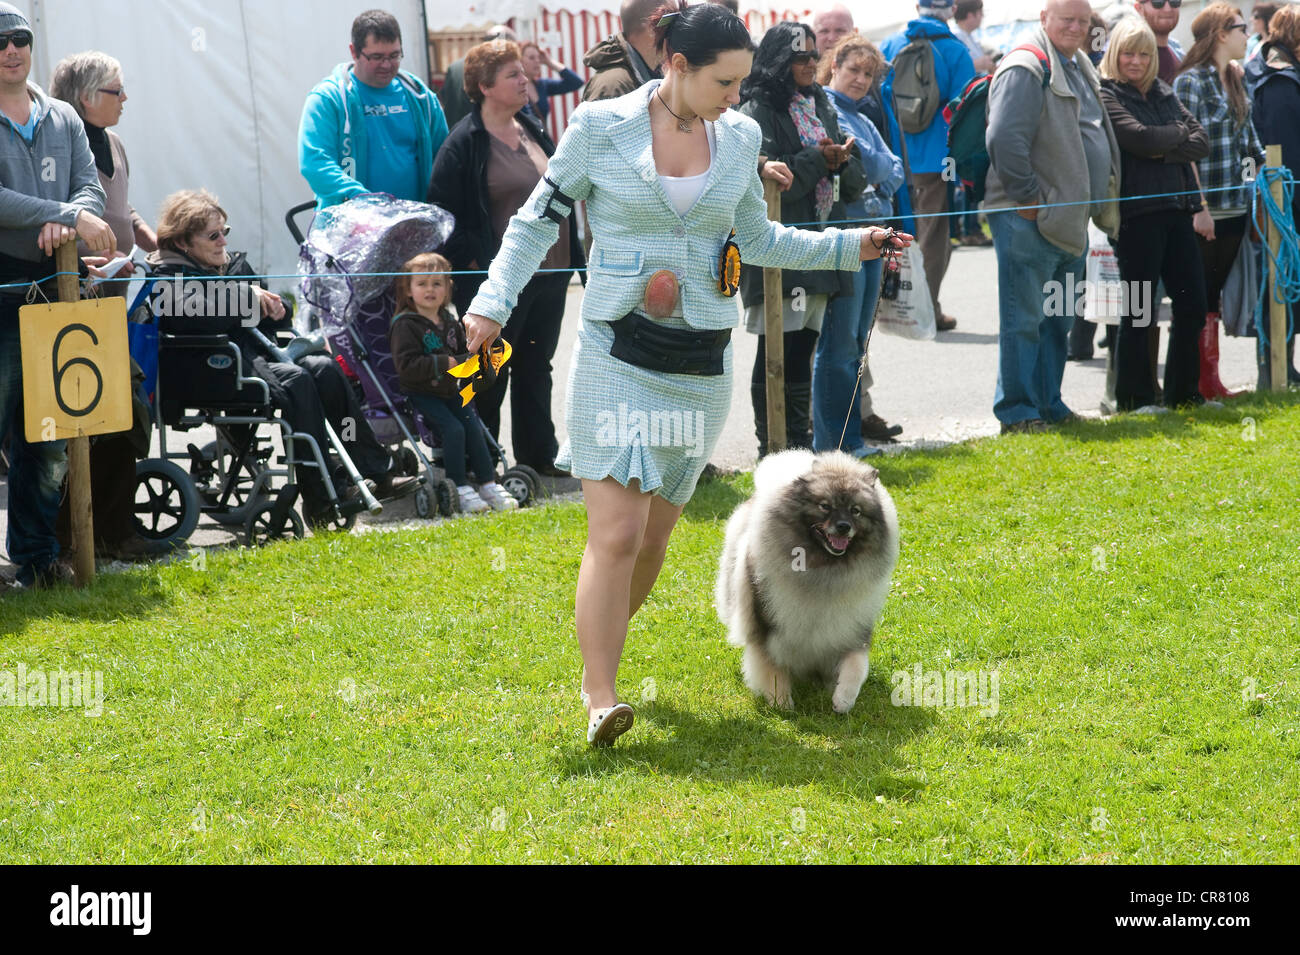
858, 226, 912, 261
465, 313, 502, 354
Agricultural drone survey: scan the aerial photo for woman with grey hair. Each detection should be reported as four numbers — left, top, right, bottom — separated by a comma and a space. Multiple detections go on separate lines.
49, 52, 158, 562
50, 51, 156, 276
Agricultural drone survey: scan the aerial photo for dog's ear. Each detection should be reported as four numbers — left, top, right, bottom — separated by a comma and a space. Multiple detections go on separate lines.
861, 467, 878, 489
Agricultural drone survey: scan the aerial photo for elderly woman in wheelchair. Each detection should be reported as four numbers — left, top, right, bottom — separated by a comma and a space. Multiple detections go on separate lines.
144, 189, 418, 533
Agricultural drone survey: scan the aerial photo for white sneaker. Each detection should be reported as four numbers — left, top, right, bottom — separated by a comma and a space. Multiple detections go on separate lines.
456, 485, 490, 513
478, 481, 519, 510
1133, 404, 1169, 415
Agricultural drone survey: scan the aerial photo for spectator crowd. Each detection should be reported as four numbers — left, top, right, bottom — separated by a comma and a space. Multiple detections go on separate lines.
3, 0, 1300, 587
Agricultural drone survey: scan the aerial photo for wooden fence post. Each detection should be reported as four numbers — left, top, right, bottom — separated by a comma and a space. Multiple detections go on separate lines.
56, 241, 95, 587
1265, 144, 1287, 393
762, 174, 786, 453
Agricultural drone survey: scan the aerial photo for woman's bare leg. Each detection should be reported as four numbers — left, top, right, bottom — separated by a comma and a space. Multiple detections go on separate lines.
575, 478, 652, 711
629, 493, 685, 618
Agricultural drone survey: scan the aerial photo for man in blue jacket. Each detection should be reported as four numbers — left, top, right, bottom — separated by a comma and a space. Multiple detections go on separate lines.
881, 0, 975, 332
298, 9, 449, 209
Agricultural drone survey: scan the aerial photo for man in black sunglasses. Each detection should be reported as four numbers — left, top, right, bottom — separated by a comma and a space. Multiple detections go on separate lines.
1135, 0, 1185, 83
0, 1, 115, 588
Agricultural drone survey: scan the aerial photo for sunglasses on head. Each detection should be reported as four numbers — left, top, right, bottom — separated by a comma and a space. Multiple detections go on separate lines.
1144, 0, 1181, 8
0, 32, 32, 50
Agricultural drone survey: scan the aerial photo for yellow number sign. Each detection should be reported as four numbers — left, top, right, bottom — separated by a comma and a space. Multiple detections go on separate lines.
19, 297, 131, 442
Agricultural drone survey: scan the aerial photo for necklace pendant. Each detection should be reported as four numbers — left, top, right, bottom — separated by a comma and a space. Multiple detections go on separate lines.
677, 118, 693, 133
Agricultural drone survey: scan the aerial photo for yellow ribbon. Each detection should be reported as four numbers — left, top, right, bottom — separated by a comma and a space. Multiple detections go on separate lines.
446, 339, 512, 406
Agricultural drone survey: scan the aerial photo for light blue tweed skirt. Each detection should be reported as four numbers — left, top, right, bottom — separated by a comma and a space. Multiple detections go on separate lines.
555, 314, 733, 506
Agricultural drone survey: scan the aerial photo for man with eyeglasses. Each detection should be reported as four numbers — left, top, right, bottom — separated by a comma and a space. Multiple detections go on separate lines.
299, 8, 449, 209
0, 1, 113, 588
1134, 0, 1185, 83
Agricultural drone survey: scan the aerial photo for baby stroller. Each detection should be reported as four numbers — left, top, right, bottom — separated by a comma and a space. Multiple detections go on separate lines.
289, 194, 544, 512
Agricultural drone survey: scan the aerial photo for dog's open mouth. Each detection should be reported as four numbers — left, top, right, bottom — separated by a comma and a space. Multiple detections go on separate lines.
813, 523, 852, 556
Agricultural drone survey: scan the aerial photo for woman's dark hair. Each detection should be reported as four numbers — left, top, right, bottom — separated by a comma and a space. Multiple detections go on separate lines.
649, 1, 755, 67
740, 20, 817, 110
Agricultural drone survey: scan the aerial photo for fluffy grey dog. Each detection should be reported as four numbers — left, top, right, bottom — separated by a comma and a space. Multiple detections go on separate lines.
715, 450, 900, 712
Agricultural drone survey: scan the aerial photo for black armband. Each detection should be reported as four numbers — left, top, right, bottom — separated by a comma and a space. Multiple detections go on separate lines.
537, 176, 574, 224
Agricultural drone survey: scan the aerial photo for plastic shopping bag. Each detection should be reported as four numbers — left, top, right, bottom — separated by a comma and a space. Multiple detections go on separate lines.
1083, 223, 1123, 325
874, 244, 936, 340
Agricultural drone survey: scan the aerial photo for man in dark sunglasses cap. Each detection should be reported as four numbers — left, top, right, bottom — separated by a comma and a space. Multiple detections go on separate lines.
0, 1, 114, 588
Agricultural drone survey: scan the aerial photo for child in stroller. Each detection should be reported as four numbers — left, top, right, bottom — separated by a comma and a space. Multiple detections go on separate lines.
389, 253, 517, 513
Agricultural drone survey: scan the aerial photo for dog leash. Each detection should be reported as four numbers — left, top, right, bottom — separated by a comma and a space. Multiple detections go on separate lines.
837, 229, 902, 452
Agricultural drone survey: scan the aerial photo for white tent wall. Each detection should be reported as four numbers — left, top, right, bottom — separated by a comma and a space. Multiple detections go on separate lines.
30, 0, 429, 291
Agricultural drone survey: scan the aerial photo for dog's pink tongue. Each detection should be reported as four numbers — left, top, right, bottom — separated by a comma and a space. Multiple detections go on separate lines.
828, 533, 850, 552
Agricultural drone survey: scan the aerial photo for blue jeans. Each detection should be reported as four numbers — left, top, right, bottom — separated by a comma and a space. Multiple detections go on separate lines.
407, 392, 494, 487
812, 258, 884, 452
989, 211, 1083, 424
0, 312, 68, 581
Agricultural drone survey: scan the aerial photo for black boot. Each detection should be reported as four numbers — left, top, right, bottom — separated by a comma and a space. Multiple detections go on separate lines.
785, 381, 813, 450
751, 381, 769, 458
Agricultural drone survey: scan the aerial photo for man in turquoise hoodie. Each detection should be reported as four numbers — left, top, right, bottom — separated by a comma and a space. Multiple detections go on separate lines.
881, 0, 975, 332
298, 9, 449, 209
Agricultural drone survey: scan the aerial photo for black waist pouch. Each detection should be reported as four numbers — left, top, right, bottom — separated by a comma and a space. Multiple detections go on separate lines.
608, 311, 730, 377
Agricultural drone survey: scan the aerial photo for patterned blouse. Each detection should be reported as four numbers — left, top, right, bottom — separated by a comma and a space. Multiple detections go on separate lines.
1172, 64, 1265, 216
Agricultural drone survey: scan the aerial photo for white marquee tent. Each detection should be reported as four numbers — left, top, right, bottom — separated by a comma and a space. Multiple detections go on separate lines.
30, 0, 429, 290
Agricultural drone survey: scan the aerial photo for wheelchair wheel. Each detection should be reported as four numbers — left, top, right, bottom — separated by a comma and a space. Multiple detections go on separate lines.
413, 485, 433, 519
134, 459, 202, 553
193, 438, 258, 508
435, 478, 460, 517
243, 501, 305, 547
511, 464, 545, 499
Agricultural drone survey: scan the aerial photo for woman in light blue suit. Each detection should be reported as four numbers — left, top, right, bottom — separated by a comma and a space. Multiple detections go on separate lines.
463, 1, 910, 747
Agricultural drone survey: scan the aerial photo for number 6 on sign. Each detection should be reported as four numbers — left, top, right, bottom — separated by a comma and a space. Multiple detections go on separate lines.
19, 297, 131, 441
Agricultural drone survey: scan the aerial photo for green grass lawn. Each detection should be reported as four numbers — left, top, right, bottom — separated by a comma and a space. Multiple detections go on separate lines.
2, 395, 1298, 864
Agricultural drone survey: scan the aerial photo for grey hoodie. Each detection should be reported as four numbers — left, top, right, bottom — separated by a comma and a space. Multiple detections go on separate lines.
0, 83, 105, 266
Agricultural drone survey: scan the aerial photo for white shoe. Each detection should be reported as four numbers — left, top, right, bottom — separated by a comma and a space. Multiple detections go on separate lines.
1133, 404, 1169, 415
587, 702, 635, 747
477, 481, 519, 510
456, 485, 490, 513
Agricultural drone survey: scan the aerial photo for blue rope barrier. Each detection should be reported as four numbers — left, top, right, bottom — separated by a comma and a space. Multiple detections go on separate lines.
1252, 165, 1300, 348
5, 179, 1298, 291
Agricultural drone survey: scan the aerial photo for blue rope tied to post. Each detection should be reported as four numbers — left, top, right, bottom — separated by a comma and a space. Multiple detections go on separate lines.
1251, 165, 1299, 347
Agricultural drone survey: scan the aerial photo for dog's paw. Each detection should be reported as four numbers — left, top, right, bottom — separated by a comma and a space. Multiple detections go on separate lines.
831, 689, 859, 714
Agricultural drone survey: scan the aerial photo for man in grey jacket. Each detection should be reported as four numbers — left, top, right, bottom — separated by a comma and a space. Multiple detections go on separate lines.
0, 2, 111, 587
984, 0, 1120, 433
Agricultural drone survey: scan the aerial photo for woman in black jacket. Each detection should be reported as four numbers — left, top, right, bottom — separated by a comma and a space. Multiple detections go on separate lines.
1099, 18, 1211, 411
426, 39, 585, 477
737, 20, 866, 453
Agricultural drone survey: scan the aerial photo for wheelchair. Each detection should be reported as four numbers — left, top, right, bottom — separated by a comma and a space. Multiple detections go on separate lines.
133, 312, 369, 550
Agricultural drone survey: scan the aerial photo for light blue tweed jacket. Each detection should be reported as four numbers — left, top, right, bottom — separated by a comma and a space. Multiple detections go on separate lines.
467, 80, 862, 331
